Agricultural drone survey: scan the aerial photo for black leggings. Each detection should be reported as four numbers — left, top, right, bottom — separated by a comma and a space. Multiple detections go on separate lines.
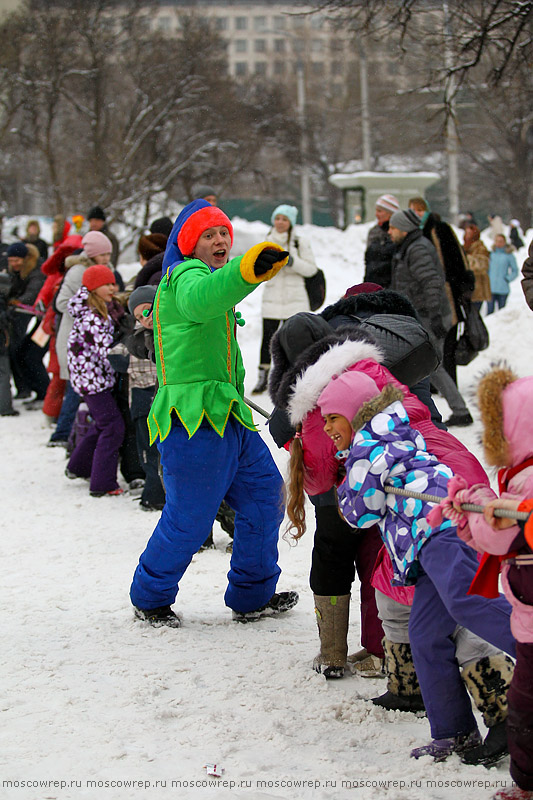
259, 318, 281, 366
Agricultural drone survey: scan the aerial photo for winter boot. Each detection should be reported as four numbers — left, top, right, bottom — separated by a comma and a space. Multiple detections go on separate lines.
252, 366, 269, 395
215, 500, 235, 537
232, 591, 299, 623
199, 529, 216, 551
134, 605, 182, 628
347, 648, 385, 678
312, 594, 350, 679
411, 729, 482, 761
461, 654, 514, 766
371, 638, 426, 713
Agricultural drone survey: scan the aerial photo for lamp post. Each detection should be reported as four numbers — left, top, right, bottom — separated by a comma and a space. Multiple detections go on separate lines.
358, 40, 372, 170
296, 59, 312, 224
443, 1, 460, 222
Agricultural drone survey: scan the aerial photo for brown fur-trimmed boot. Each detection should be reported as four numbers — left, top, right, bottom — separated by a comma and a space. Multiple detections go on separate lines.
312, 594, 350, 679
461, 654, 514, 766
372, 638, 425, 713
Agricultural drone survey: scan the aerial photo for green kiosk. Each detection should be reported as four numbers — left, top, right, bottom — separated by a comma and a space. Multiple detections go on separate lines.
329, 170, 441, 228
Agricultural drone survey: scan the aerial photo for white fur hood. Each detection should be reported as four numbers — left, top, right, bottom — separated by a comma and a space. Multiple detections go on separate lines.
287, 338, 383, 426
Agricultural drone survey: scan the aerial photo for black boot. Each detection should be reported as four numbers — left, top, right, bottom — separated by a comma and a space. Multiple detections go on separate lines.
371, 638, 425, 713
461, 654, 514, 766
232, 591, 299, 622
134, 605, 181, 628
373, 689, 426, 712
215, 500, 235, 536
252, 366, 269, 395
461, 720, 508, 766
199, 529, 215, 551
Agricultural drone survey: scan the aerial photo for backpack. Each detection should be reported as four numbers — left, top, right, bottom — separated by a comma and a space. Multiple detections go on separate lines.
305, 269, 326, 311
293, 236, 326, 311
354, 313, 439, 387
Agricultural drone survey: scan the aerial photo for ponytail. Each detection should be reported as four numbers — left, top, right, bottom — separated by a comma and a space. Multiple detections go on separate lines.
286, 425, 307, 540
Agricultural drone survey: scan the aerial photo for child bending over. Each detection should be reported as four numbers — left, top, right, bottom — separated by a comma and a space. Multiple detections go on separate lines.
314, 370, 515, 761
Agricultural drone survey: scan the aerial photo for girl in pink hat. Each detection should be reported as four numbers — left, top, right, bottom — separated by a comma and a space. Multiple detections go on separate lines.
290, 368, 515, 763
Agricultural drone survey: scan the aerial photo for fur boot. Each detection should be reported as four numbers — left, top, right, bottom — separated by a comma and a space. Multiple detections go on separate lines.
372, 638, 425, 712
313, 594, 350, 679
461, 654, 514, 766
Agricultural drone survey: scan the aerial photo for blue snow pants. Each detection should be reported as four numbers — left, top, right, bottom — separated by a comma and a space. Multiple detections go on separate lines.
409, 526, 516, 740
130, 417, 284, 613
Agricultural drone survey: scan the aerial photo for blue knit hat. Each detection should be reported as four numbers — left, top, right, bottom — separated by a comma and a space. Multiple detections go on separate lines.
7, 242, 29, 258
271, 204, 298, 227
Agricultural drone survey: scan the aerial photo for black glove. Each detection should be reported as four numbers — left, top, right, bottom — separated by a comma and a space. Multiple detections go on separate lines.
254, 248, 289, 277
431, 320, 447, 339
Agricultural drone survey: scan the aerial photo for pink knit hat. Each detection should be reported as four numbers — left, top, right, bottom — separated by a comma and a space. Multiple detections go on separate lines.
82, 231, 112, 259
375, 194, 400, 213
318, 371, 380, 422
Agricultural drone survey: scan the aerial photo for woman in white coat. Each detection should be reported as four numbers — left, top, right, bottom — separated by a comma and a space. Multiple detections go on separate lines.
252, 204, 318, 394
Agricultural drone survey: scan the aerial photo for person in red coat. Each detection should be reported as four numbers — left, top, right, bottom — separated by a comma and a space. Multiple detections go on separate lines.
34, 235, 82, 420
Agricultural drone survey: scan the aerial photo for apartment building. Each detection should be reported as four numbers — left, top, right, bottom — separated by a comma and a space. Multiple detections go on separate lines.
148, 0, 358, 85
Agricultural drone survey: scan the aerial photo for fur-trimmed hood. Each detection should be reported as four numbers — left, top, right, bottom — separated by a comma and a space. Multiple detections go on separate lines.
478, 363, 533, 467
351, 384, 404, 433
64, 252, 93, 271
286, 333, 383, 426
268, 312, 332, 404
321, 289, 420, 324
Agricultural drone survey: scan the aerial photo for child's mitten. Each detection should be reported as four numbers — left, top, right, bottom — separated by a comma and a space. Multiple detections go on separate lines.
427, 475, 469, 530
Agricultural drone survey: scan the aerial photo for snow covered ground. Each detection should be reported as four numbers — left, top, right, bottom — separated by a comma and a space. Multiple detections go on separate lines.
1, 218, 532, 800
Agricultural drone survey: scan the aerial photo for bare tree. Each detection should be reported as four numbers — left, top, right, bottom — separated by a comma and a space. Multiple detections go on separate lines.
0, 0, 299, 222
315, 1, 533, 86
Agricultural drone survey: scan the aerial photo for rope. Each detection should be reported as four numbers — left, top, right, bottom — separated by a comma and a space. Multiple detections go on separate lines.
385, 484, 530, 521
244, 395, 271, 421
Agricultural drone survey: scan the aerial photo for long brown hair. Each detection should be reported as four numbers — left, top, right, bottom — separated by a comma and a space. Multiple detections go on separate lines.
286, 425, 307, 540
87, 291, 109, 319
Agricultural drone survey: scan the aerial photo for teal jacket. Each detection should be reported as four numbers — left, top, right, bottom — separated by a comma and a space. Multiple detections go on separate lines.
489, 247, 518, 295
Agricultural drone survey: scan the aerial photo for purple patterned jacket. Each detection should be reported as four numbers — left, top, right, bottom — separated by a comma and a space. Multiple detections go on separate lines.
337, 398, 454, 586
67, 286, 116, 397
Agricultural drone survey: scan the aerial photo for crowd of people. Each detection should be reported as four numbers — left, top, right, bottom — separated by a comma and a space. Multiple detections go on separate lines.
1, 193, 532, 800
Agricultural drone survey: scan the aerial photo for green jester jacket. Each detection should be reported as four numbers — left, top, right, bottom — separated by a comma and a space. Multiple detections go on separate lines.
147, 242, 285, 444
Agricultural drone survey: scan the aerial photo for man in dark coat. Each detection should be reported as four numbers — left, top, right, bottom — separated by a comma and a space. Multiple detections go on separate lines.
408, 197, 475, 384
389, 209, 473, 426
363, 194, 400, 288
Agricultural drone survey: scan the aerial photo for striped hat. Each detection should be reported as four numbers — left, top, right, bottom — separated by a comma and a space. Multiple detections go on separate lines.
375, 194, 400, 213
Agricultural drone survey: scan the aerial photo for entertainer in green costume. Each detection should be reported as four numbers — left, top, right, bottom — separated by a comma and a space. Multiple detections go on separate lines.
130, 200, 299, 626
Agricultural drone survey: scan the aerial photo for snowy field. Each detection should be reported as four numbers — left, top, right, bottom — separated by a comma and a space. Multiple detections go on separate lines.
1, 218, 532, 800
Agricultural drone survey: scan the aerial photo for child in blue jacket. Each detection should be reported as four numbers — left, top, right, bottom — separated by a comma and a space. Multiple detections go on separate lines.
488, 234, 519, 314
316, 370, 516, 761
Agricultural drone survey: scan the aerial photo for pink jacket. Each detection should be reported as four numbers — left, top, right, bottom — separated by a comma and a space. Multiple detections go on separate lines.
456, 377, 533, 643
287, 339, 489, 604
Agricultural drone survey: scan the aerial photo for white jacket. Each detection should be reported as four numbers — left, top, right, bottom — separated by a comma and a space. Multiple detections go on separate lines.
55, 252, 94, 379
261, 228, 318, 320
